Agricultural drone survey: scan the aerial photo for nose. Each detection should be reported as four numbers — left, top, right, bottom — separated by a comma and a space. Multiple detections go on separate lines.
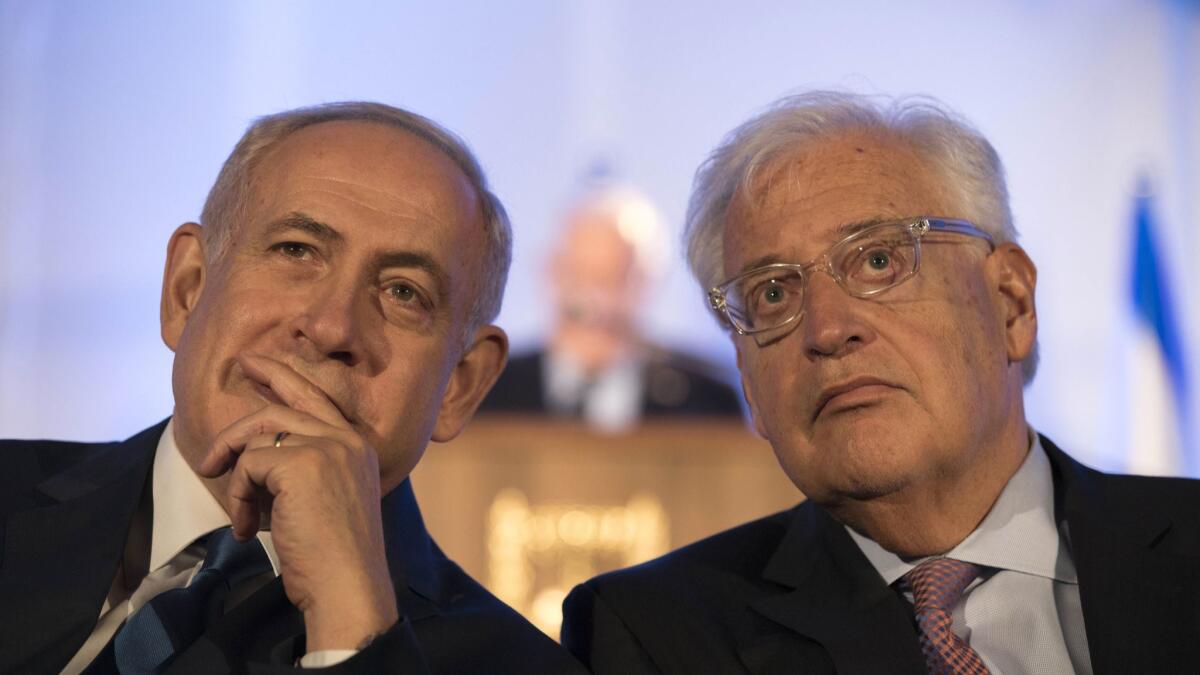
799, 271, 873, 360
291, 276, 377, 368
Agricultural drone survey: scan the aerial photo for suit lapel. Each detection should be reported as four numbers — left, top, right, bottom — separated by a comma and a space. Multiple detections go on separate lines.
739, 503, 925, 675
380, 477, 442, 619
0, 422, 162, 674
1045, 436, 1200, 673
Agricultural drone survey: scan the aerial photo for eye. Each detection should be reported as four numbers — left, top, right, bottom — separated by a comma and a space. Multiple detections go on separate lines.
274, 241, 314, 260
745, 276, 799, 316
381, 279, 435, 317
387, 282, 419, 304
841, 239, 907, 278
866, 249, 892, 270
761, 282, 787, 304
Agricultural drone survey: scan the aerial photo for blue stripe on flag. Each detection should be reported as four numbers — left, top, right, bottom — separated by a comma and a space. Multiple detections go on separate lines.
1130, 191, 1188, 404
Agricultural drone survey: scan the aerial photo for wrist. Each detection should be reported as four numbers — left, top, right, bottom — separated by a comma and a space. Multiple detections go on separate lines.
303, 582, 399, 651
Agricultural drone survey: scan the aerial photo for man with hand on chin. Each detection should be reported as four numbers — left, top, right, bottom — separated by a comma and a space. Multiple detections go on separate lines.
0, 102, 584, 673
562, 91, 1200, 673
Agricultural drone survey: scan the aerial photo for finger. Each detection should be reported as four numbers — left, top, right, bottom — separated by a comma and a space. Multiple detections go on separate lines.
227, 446, 268, 539
199, 405, 351, 477
225, 437, 313, 539
238, 352, 350, 429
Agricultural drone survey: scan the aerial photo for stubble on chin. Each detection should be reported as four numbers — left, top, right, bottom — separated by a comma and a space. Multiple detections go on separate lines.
791, 420, 919, 504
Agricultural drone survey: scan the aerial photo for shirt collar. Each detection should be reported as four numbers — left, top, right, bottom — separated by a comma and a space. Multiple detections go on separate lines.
846, 430, 1077, 585
151, 419, 281, 573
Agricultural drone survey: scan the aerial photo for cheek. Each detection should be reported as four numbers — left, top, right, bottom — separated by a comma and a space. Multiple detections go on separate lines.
743, 348, 799, 435
181, 286, 283, 358
363, 344, 455, 434
902, 284, 1006, 411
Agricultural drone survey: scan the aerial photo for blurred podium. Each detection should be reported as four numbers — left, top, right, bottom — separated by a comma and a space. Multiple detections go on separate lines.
411, 415, 803, 638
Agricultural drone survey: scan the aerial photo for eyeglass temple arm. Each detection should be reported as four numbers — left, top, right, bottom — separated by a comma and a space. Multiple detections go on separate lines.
924, 218, 995, 246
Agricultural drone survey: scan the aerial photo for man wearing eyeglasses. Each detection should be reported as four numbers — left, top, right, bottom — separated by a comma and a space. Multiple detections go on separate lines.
561, 91, 1200, 673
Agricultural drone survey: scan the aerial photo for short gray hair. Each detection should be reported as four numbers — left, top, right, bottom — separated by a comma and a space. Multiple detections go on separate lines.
201, 101, 511, 335
684, 90, 1037, 382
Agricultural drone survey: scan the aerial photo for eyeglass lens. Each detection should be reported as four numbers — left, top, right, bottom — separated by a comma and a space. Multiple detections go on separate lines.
725, 224, 919, 333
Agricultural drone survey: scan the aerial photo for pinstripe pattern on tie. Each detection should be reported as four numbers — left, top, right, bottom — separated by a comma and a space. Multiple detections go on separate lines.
898, 557, 991, 675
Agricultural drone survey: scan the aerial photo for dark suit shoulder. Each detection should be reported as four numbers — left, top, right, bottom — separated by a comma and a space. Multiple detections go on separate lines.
1089, 464, 1200, 501
568, 505, 796, 631
1044, 435, 1200, 537
0, 437, 122, 510
423, 556, 585, 673
563, 506, 803, 673
0, 435, 119, 470
593, 506, 795, 590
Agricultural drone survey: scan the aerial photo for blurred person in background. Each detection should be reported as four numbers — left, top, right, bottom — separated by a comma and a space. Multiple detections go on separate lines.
0, 102, 584, 674
562, 91, 1200, 673
481, 186, 741, 433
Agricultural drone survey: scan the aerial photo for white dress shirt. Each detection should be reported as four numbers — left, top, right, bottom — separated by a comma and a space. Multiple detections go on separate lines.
63, 420, 355, 673
846, 433, 1094, 674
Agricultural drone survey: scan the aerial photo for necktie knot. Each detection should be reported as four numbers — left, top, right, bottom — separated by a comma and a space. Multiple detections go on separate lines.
902, 557, 982, 613
197, 527, 271, 587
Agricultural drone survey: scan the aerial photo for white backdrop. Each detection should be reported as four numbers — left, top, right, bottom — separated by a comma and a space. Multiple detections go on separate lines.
1, 0, 1197, 474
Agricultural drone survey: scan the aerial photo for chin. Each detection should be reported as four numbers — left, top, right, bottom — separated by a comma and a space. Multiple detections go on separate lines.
829, 472, 912, 502
783, 432, 923, 504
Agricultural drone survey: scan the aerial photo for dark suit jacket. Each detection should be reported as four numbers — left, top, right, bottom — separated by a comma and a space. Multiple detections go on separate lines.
0, 421, 584, 674
561, 436, 1200, 674
479, 349, 743, 418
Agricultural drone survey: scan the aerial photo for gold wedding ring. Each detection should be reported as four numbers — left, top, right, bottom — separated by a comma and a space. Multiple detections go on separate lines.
273, 431, 290, 448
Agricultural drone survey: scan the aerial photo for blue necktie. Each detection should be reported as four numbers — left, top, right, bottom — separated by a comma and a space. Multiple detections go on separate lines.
113, 527, 272, 674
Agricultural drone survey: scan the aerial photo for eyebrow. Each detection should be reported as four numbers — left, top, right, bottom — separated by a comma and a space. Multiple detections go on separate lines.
733, 217, 900, 276
834, 217, 893, 237
265, 212, 346, 247
374, 251, 448, 293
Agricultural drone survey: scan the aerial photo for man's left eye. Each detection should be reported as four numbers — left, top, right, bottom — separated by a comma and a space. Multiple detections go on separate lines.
386, 282, 427, 307
276, 242, 313, 259
389, 284, 415, 302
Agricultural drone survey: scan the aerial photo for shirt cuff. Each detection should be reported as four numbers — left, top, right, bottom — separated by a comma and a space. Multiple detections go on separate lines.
299, 649, 359, 668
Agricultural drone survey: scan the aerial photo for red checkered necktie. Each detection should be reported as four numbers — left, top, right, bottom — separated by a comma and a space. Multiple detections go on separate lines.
897, 557, 992, 675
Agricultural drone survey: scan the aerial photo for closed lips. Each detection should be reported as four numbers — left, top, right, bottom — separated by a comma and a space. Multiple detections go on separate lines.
813, 377, 899, 421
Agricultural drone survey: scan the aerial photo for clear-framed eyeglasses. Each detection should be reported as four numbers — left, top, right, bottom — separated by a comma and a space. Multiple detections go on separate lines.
708, 218, 996, 335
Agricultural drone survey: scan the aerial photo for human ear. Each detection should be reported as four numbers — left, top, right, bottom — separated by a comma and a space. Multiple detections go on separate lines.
988, 243, 1038, 365
160, 223, 207, 352
735, 340, 770, 438
431, 325, 509, 442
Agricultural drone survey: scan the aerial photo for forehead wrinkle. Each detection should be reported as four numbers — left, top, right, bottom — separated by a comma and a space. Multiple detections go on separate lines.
743, 130, 945, 215
294, 176, 460, 227
732, 217, 901, 278
265, 212, 345, 246
736, 254, 787, 276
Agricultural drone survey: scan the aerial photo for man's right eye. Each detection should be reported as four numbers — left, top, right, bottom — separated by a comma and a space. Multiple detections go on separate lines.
762, 283, 786, 304
749, 279, 794, 315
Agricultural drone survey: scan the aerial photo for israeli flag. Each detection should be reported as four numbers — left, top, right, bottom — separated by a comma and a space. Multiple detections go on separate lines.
1125, 186, 1191, 476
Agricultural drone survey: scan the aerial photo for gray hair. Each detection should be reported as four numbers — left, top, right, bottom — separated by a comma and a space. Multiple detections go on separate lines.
684, 90, 1037, 382
201, 101, 511, 335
